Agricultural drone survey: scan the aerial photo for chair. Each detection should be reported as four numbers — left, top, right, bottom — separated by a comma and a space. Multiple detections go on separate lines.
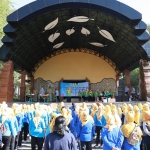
54, 95, 57, 102
29, 97, 33, 102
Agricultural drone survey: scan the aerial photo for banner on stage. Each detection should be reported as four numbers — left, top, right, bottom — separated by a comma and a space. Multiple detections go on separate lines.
60, 82, 89, 96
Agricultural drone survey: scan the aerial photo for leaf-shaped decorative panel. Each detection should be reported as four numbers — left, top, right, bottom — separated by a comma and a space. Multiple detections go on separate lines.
44, 18, 58, 31
97, 27, 116, 42
53, 42, 64, 49
66, 27, 75, 36
81, 27, 90, 36
48, 31, 60, 43
67, 16, 94, 22
89, 42, 106, 47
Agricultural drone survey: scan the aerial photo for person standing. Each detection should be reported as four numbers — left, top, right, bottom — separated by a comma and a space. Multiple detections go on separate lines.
55, 89, 59, 102
94, 106, 106, 148
77, 111, 95, 150
44, 116, 77, 150
101, 114, 124, 150
84, 88, 89, 102
29, 111, 45, 150
38, 87, 45, 102
125, 85, 129, 95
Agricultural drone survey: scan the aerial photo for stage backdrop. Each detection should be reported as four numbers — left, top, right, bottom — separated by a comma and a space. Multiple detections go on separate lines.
34, 52, 116, 83
60, 82, 89, 96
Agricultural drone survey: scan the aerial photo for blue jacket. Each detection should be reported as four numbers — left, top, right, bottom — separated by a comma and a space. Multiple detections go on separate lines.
123, 138, 141, 150
16, 113, 23, 132
23, 111, 33, 124
9, 116, 19, 136
2, 118, 16, 137
29, 118, 45, 138
46, 126, 51, 137
34, 110, 48, 127
77, 120, 95, 141
94, 113, 106, 127
44, 131, 77, 150
101, 127, 124, 150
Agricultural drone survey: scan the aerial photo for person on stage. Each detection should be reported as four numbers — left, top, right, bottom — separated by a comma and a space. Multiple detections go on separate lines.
78, 90, 82, 101
38, 87, 45, 102
84, 88, 89, 102
55, 89, 60, 102
89, 89, 93, 102
99, 90, 103, 102
94, 90, 99, 102
66, 88, 72, 102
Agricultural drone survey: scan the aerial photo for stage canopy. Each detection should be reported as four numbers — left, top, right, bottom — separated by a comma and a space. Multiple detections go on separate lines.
0, 0, 150, 75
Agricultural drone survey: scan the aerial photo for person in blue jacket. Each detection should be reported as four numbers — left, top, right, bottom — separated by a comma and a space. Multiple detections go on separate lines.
0, 110, 16, 150
14, 107, 23, 150
29, 110, 45, 150
7, 108, 19, 150
23, 105, 33, 142
94, 106, 106, 148
77, 110, 95, 150
101, 114, 124, 150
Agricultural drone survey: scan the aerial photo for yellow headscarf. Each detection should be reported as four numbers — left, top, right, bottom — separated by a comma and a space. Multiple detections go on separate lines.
104, 105, 111, 119
122, 103, 127, 108
80, 111, 89, 126
134, 106, 140, 125
143, 103, 149, 112
128, 104, 134, 112
122, 111, 143, 139
142, 111, 150, 123
33, 111, 42, 128
112, 108, 121, 127
58, 102, 64, 113
61, 108, 68, 118
117, 107, 122, 116
49, 113, 59, 133
138, 103, 143, 110
122, 106, 128, 115
81, 102, 88, 111
96, 106, 104, 120
104, 114, 116, 131
90, 103, 98, 118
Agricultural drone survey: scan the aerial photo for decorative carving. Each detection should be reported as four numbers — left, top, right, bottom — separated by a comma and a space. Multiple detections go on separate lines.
34, 78, 116, 94
90, 78, 117, 91
34, 78, 59, 94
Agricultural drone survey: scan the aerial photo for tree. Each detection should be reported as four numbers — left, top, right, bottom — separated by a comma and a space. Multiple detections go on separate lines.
123, 68, 140, 91
0, 0, 14, 46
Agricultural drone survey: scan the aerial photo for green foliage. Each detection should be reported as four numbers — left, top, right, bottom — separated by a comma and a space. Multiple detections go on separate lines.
123, 68, 139, 90
0, 0, 15, 46
130, 68, 139, 89
13, 71, 21, 86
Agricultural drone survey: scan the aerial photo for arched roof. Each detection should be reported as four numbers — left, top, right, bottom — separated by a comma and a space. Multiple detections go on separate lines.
0, 0, 149, 75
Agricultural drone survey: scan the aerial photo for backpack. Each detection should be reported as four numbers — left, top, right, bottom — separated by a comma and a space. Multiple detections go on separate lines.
127, 124, 140, 146
0, 123, 7, 134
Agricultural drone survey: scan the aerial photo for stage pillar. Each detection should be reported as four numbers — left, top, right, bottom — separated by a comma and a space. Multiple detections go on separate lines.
20, 70, 26, 101
30, 75, 34, 93
125, 69, 130, 86
0, 61, 14, 103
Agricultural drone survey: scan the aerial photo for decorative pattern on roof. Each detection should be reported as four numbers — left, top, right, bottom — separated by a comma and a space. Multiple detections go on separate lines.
0, 0, 149, 75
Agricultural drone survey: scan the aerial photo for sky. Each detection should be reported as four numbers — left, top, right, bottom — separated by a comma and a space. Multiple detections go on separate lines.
11, 0, 150, 24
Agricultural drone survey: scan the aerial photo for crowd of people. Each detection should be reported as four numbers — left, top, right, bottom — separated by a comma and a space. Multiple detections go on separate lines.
0, 101, 150, 150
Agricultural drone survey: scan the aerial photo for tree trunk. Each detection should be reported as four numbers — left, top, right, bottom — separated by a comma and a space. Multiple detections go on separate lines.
139, 59, 147, 101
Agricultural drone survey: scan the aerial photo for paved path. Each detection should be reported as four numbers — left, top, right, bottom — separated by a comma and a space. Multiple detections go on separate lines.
18, 137, 102, 150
